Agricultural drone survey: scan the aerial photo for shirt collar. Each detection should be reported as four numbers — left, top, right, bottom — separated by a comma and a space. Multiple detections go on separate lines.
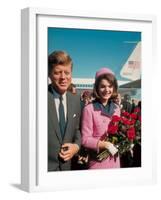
93, 100, 117, 117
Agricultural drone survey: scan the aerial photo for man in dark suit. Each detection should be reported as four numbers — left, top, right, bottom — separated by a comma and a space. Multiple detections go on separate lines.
121, 94, 132, 113
48, 51, 81, 171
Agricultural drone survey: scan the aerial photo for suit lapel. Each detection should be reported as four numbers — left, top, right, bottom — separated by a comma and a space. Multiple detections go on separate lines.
48, 90, 63, 143
63, 92, 73, 141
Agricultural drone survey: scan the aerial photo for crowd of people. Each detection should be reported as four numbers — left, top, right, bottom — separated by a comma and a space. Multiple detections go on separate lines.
48, 50, 141, 171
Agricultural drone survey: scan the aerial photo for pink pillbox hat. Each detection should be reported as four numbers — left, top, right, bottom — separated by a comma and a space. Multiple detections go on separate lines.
95, 67, 114, 79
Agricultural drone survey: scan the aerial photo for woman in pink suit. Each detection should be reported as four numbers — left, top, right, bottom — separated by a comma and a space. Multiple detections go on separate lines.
81, 68, 121, 169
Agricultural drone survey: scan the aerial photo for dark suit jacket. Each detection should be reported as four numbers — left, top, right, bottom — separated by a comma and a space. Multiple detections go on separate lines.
48, 85, 81, 171
122, 100, 132, 113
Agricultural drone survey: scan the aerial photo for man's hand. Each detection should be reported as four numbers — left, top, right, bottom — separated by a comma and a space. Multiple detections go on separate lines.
59, 143, 79, 161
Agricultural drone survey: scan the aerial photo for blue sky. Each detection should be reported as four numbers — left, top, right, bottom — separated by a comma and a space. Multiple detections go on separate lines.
48, 28, 141, 81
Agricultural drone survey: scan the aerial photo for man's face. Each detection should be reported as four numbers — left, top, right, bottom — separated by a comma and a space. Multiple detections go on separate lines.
49, 64, 72, 94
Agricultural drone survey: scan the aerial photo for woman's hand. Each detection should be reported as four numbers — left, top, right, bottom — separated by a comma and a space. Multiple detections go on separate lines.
98, 140, 111, 150
106, 142, 118, 156
98, 140, 118, 156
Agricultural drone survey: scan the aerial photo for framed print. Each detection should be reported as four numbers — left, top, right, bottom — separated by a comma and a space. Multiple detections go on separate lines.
21, 7, 156, 192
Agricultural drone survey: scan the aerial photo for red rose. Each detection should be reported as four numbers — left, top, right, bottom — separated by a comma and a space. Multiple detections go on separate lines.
108, 124, 118, 135
130, 113, 137, 120
121, 117, 131, 125
127, 127, 136, 140
122, 111, 130, 117
111, 115, 121, 123
129, 119, 135, 125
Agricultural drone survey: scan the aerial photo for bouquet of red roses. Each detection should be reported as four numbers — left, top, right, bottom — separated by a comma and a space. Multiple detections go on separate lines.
96, 107, 141, 162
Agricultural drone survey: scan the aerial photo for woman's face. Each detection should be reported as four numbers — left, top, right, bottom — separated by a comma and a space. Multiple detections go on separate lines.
98, 79, 113, 103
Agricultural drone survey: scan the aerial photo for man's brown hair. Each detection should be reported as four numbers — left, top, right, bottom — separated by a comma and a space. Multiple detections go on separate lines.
48, 51, 73, 76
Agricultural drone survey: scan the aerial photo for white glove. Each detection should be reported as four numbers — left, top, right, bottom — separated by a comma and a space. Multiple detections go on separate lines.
105, 142, 118, 156
130, 143, 134, 157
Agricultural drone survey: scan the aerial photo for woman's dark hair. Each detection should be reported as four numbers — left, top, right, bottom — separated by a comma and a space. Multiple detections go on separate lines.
93, 73, 118, 101
48, 51, 73, 76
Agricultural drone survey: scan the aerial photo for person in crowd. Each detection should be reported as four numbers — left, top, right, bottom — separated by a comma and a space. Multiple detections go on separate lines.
48, 50, 81, 171
114, 93, 123, 109
80, 90, 93, 108
137, 101, 141, 111
68, 83, 77, 94
121, 94, 132, 113
81, 67, 121, 169
131, 99, 136, 113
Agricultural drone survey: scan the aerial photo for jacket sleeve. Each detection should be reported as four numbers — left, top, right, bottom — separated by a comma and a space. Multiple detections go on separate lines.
73, 119, 81, 148
81, 104, 99, 150
72, 95, 81, 148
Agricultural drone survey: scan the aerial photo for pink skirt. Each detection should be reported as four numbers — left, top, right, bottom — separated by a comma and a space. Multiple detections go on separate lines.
89, 156, 120, 169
